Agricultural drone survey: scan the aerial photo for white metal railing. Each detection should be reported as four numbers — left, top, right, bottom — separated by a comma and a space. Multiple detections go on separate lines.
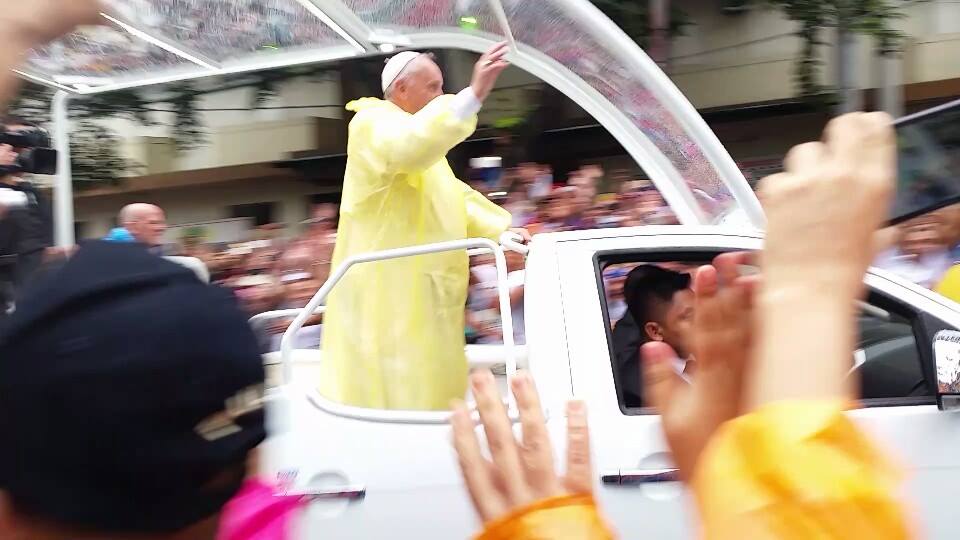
250, 235, 524, 424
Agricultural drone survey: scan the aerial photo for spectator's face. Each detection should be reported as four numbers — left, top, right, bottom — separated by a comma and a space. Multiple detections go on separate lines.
901, 216, 947, 257
236, 283, 275, 314
129, 207, 167, 247
644, 288, 694, 359
0, 144, 16, 169
518, 163, 537, 183
246, 253, 274, 275
638, 190, 665, 212
284, 277, 321, 308
938, 204, 960, 245
546, 196, 570, 220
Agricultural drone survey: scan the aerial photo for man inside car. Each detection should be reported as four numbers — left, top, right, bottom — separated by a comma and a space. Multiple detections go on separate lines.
613, 264, 694, 408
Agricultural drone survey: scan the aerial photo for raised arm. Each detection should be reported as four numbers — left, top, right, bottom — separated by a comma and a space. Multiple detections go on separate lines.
0, 1, 103, 109
358, 90, 481, 174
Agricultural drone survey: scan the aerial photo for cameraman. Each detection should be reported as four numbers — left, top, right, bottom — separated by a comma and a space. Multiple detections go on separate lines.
0, 119, 54, 315
0, 0, 103, 318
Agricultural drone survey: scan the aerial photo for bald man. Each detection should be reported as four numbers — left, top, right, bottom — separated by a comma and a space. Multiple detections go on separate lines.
320, 43, 529, 410
119, 203, 167, 252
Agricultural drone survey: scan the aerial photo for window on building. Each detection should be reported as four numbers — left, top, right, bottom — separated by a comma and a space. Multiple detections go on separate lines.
229, 203, 276, 227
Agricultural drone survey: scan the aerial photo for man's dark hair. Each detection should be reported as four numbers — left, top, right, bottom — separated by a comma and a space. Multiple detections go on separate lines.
623, 264, 691, 338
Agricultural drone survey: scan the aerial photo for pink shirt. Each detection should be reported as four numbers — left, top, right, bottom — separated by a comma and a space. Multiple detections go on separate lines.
217, 479, 305, 540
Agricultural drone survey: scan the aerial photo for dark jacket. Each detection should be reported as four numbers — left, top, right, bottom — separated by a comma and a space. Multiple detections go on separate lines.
611, 310, 643, 408
0, 180, 53, 257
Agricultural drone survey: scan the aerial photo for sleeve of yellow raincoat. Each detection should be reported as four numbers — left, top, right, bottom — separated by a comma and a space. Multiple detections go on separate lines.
474, 494, 616, 540
692, 400, 913, 540
463, 184, 512, 241
365, 94, 478, 174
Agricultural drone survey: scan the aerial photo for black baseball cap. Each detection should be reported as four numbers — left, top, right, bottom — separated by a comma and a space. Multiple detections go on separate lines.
0, 241, 266, 533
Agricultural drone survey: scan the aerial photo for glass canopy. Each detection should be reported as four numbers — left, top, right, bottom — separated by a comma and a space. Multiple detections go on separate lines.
16, 0, 764, 245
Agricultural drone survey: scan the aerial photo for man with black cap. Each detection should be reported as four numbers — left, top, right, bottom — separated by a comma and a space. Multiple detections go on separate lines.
0, 241, 275, 538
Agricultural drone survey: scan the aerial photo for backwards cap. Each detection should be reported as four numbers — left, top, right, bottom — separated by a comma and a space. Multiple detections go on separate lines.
381, 51, 422, 93
0, 241, 266, 533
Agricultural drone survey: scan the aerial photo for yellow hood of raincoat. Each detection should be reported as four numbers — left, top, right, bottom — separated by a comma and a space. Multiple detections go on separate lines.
319, 95, 511, 410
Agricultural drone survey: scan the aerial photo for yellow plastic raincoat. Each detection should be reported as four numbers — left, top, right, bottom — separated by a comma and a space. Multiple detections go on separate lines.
319, 95, 511, 411
693, 401, 913, 540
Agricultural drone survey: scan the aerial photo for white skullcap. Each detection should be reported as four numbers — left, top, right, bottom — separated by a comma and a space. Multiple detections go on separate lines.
381, 51, 422, 93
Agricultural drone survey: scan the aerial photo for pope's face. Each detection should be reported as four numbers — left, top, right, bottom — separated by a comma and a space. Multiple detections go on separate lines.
395, 58, 444, 113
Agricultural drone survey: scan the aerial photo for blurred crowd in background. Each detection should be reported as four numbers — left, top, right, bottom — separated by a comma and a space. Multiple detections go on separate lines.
165, 160, 677, 350
160, 156, 960, 351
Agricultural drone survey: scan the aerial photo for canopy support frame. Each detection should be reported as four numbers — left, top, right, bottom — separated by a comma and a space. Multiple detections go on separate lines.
52, 90, 74, 247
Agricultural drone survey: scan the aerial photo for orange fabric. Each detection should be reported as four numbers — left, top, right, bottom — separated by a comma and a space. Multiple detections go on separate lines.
475, 494, 615, 540
692, 401, 913, 540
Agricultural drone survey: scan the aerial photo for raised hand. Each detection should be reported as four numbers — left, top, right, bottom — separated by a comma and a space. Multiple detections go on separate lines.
471, 42, 511, 103
750, 112, 897, 409
758, 112, 895, 300
451, 370, 593, 523
642, 252, 756, 481
3, 0, 104, 45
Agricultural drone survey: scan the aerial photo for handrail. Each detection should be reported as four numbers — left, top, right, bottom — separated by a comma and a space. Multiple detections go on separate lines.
275, 237, 519, 419
249, 307, 326, 327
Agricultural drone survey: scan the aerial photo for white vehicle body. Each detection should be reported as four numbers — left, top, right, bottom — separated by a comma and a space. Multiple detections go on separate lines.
261, 226, 960, 539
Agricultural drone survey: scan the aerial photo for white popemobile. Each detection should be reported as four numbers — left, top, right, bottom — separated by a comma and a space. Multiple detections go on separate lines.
23, 1, 960, 538
260, 222, 960, 539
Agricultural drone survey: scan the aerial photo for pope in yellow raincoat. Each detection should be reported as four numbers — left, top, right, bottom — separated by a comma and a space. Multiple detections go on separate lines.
320, 45, 515, 410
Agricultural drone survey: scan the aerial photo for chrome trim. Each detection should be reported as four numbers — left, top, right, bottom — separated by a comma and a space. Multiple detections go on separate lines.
601, 468, 679, 485
286, 485, 366, 501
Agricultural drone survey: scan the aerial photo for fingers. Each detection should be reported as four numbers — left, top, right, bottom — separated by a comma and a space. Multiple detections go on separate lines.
714, 251, 753, 287
692, 265, 723, 364
471, 370, 532, 506
512, 372, 560, 498
825, 112, 896, 199
784, 141, 826, 174
485, 41, 509, 60
509, 228, 532, 243
451, 400, 505, 521
641, 342, 684, 411
563, 401, 593, 494
693, 264, 718, 298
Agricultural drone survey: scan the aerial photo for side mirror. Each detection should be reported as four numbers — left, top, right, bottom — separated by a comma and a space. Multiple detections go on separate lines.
934, 330, 960, 410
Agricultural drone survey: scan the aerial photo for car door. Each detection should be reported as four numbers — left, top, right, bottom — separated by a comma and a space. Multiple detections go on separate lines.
554, 229, 760, 538
555, 228, 960, 539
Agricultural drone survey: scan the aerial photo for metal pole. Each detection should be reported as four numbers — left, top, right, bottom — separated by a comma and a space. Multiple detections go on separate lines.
835, 8, 862, 114
51, 90, 74, 247
878, 50, 904, 118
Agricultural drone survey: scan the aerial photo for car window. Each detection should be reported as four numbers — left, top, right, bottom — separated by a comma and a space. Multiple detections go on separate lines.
598, 256, 933, 413
855, 304, 929, 401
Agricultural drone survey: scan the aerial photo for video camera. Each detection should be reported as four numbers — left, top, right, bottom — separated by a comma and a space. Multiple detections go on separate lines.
0, 126, 57, 176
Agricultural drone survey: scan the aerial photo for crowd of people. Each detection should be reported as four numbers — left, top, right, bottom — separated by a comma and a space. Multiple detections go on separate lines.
142, 160, 677, 350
